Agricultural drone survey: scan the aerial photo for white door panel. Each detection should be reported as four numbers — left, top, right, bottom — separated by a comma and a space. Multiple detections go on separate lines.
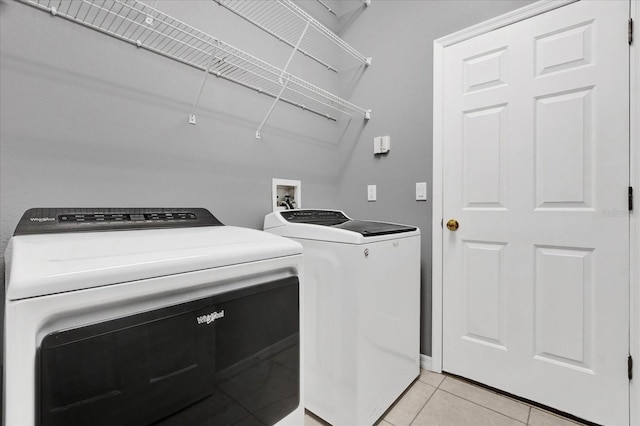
442, 1, 630, 425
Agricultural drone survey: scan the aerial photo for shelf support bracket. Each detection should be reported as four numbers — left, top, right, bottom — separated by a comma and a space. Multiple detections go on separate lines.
189, 41, 219, 125
256, 20, 310, 138
256, 78, 290, 139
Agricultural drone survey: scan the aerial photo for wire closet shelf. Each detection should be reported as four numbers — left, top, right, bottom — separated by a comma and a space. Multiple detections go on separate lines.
215, 0, 372, 72
20, 0, 370, 123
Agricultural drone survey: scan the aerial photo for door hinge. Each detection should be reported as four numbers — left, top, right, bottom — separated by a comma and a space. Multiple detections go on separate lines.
630, 187, 634, 212
441, 218, 443, 229
630, 18, 634, 45
629, 355, 633, 381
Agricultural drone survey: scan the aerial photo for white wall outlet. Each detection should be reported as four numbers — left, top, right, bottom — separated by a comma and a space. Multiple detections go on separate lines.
367, 185, 377, 201
416, 182, 427, 201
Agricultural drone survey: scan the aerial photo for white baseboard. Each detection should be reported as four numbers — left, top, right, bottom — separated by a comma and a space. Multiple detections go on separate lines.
420, 354, 432, 371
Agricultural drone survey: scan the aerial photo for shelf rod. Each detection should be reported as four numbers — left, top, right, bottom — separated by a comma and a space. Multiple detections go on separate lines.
218, 74, 338, 121
256, 19, 310, 139
189, 41, 219, 125
212, 72, 338, 121
316, 0, 337, 16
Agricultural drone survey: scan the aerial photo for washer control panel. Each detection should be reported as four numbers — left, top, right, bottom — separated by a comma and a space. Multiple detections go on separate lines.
280, 210, 349, 226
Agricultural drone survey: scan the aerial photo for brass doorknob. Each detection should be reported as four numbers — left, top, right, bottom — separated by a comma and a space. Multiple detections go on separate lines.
446, 219, 459, 231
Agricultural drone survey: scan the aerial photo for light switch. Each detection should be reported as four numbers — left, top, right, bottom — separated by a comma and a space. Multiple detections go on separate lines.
416, 182, 427, 201
368, 185, 377, 201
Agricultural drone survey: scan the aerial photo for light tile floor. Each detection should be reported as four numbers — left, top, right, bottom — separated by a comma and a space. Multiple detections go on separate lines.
304, 369, 588, 426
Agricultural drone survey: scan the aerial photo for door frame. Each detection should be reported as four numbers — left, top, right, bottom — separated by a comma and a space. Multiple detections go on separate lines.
431, 1, 639, 424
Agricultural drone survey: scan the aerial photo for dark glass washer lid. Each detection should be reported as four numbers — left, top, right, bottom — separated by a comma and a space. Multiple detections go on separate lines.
333, 220, 417, 237
279, 210, 416, 237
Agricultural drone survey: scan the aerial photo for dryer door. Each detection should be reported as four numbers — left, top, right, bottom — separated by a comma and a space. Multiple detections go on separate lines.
39, 277, 300, 426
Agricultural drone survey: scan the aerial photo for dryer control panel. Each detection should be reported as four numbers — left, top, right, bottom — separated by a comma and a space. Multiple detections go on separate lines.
14, 208, 223, 235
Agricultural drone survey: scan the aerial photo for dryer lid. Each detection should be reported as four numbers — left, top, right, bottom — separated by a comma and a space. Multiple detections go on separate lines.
5, 210, 302, 300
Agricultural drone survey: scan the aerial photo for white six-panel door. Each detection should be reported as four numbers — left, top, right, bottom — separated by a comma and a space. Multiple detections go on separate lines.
442, 1, 630, 424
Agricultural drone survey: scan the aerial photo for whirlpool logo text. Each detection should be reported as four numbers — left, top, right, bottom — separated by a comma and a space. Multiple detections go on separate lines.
29, 217, 55, 223
196, 310, 225, 325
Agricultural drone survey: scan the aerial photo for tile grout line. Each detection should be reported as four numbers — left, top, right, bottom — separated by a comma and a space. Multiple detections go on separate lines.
436, 387, 528, 425
404, 373, 445, 426
419, 376, 586, 426
412, 374, 448, 425
437, 375, 586, 426
381, 374, 440, 426
409, 373, 447, 425
439, 376, 589, 426
408, 383, 440, 426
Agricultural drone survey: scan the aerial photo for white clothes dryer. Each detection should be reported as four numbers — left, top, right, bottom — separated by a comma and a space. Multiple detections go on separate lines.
4, 208, 304, 426
264, 209, 420, 426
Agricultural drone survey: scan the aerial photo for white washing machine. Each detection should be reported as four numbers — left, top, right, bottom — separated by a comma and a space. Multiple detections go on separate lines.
4, 208, 304, 426
264, 209, 420, 426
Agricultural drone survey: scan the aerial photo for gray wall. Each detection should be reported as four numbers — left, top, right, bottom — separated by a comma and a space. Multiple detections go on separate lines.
333, 0, 534, 355
0, 0, 532, 361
